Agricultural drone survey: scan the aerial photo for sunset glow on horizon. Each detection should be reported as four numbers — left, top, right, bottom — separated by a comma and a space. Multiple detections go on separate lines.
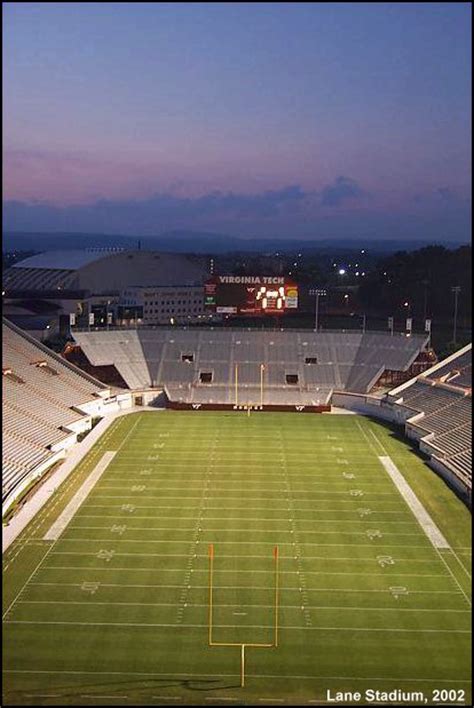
3, 2, 471, 240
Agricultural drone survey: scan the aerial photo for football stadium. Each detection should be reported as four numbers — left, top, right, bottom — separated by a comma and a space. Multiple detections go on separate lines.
2, 317, 471, 706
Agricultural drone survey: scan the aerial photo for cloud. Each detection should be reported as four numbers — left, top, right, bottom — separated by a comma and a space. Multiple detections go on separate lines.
320, 176, 365, 207
2, 184, 314, 235
5, 175, 468, 242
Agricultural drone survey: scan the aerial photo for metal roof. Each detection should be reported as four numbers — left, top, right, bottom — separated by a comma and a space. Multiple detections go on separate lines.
12, 249, 124, 271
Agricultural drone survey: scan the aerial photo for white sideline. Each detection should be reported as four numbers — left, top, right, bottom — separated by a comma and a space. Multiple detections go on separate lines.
43, 452, 117, 541
378, 456, 450, 549
2, 409, 145, 552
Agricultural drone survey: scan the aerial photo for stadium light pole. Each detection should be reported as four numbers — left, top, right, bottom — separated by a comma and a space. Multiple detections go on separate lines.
451, 286, 461, 346
422, 280, 429, 322
388, 316, 394, 337
260, 363, 265, 409
309, 288, 326, 332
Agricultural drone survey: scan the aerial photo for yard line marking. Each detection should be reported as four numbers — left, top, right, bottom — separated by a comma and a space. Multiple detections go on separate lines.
49, 541, 436, 553
432, 549, 472, 608
44, 452, 118, 541
82, 695, 128, 699
39, 566, 450, 577
151, 698, 182, 701
83, 505, 411, 514
2, 543, 57, 620
364, 425, 472, 608
5, 620, 471, 633
2, 418, 123, 557
65, 525, 423, 537
2, 417, 142, 621
5, 669, 470, 683
17, 600, 470, 613
445, 545, 471, 580
73, 514, 419, 524
28, 582, 463, 596
205, 698, 239, 702
95, 484, 393, 492
47, 551, 439, 561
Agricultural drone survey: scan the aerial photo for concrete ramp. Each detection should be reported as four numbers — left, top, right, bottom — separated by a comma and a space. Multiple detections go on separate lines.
44, 451, 116, 541
379, 456, 450, 549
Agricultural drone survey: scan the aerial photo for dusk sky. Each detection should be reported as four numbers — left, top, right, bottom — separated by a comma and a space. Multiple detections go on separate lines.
3, 2, 471, 241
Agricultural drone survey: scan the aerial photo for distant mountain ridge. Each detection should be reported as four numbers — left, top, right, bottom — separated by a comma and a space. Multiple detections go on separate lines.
2, 230, 468, 255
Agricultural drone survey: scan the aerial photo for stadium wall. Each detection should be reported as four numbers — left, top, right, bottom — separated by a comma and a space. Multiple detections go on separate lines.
428, 456, 471, 505
331, 392, 401, 422
331, 392, 471, 507
2, 392, 134, 519
167, 401, 331, 413
2, 397, 139, 548
2, 451, 66, 518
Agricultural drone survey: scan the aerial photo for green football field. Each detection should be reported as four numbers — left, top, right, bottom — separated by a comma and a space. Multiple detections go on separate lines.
2, 411, 472, 706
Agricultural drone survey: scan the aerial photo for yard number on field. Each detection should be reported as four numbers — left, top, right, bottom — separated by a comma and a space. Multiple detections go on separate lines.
81, 581, 100, 594
377, 555, 395, 567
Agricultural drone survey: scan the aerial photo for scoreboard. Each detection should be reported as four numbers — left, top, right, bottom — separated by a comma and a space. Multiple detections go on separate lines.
204, 275, 298, 315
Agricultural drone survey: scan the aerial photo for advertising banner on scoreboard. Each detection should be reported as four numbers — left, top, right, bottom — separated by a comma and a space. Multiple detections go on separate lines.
204, 275, 298, 315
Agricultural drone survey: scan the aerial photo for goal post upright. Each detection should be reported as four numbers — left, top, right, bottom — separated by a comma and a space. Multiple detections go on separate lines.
274, 544, 279, 647
207, 544, 280, 688
234, 364, 238, 408
208, 543, 214, 646
241, 644, 246, 687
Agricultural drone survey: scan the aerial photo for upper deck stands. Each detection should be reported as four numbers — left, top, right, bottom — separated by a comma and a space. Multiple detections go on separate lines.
73, 328, 428, 396
387, 345, 472, 492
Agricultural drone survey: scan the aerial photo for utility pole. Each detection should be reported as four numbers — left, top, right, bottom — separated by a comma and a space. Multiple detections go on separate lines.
451, 286, 461, 346
309, 288, 326, 332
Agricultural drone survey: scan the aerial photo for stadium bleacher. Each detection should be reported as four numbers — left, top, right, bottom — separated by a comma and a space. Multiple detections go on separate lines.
73, 328, 428, 402
425, 346, 472, 389
387, 344, 472, 494
2, 318, 108, 505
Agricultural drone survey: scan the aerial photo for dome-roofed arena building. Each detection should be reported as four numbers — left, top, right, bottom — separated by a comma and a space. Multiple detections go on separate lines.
2, 248, 210, 334
2, 249, 208, 295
